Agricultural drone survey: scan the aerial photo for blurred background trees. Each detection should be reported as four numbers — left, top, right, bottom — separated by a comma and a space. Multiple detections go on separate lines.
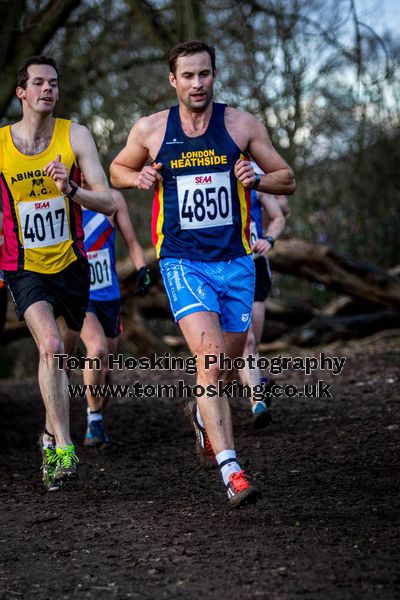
1, 0, 399, 280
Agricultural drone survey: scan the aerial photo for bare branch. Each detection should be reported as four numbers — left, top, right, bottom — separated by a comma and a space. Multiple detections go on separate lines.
0, 0, 81, 117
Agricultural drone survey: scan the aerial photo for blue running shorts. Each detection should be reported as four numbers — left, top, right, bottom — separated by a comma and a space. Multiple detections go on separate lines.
160, 255, 255, 332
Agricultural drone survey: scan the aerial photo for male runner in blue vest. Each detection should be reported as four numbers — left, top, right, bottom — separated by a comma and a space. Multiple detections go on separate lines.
110, 41, 295, 508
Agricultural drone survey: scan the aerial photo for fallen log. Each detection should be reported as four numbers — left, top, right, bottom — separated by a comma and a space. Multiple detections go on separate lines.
284, 310, 400, 347
320, 295, 384, 317
268, 239, 400, 310
265, 297, 317, 324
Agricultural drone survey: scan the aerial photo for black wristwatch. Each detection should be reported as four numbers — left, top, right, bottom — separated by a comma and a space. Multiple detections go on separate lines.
251, 173, 261, 190
264, 235, 275, 248
66, 180, 79, 199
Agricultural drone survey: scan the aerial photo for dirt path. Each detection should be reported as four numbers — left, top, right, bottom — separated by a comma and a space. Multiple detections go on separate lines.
0, 339, 399, 599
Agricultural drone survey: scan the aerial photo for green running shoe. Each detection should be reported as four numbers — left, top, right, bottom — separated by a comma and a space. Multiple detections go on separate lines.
54, 445, 79, 482
39, 434, 62, 492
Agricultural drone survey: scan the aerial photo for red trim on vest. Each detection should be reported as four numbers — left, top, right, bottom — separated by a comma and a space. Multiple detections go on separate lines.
151, 183, 160, 247
88, 225, 113, 251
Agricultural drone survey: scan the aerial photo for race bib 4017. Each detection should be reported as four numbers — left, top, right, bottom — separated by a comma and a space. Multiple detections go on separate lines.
18, 196, 69, 248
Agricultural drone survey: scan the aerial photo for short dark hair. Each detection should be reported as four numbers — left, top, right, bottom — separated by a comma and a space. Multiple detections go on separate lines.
17, 55, 59, 89
169, 41, 216, 75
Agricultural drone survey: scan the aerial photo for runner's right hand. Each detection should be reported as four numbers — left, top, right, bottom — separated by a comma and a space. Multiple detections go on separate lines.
234, 159, 257, 188
136, 163, 163, 190
44, 154, 69, 194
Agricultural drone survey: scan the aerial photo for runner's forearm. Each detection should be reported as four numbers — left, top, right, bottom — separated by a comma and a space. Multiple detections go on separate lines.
258, 169, 296, 195
70, 187, 115, 215
263, 214, 286, 241
110, 163, 142, 189
128, 242, 147, 270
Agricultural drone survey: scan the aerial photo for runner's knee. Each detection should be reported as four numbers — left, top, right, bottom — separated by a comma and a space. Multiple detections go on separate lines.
197, 359, 223, 384
85, 342, 108, 363
223, 368, 239, 385
101, 361, 111, 380
39, 335, 64, 362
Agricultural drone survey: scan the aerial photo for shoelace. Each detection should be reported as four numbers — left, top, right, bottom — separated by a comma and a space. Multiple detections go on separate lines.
56, 447, 79, 468
45, 447, 57, 458
43, 447, 57, 467
229, 470, 249, 492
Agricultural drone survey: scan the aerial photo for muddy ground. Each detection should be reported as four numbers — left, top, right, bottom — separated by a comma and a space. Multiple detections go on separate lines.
0, 336, 399, 600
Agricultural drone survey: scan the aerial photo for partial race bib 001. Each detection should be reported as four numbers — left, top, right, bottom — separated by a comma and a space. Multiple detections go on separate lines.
18, 196, 69, 249
177, 171, 233, 230
249, 220, 260, 258
249, 220, 258, 247
87, 248, 112, 291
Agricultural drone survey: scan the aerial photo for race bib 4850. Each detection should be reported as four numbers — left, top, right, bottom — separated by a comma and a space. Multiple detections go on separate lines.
177, 171, 233, 230
18, 196, 69, 249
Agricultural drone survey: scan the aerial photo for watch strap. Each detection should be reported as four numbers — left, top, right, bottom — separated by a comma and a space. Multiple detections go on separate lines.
251, 173, 261, 190
66, 181, 79, 199
264, 235, 275, 248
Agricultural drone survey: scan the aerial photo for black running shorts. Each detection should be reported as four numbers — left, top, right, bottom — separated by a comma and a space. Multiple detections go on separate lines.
254, 256, 272, 302
4, 258, 90, 332
86, 298, 122, 339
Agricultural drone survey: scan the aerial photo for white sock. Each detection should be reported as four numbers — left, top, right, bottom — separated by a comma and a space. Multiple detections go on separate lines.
216, 449, 241, 486
42, 432, 55, 449
87, 407, 102, 425
196, 405, 205, 428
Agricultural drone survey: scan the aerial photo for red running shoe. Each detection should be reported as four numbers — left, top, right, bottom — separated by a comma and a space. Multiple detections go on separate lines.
226, 470, 260, 508
184, 399, 216, 468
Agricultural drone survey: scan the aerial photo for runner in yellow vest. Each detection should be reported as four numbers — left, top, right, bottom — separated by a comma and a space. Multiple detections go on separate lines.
0, 55, 115, 491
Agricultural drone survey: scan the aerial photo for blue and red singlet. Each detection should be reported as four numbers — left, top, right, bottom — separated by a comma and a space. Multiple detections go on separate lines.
82, 209, 120, 301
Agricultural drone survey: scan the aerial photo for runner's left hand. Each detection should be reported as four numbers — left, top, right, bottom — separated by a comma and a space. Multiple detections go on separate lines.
234, 159, 257, 188
44, 154, 69, 194
252, 238, 273, 256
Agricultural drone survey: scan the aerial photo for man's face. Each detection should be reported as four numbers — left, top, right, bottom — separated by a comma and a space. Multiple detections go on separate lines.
169, 52, 215, 112
16, 64, 59, 114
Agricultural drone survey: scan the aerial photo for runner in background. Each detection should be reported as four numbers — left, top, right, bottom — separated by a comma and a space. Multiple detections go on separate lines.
80, 179, 150, 447
239, 176, 289, 427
